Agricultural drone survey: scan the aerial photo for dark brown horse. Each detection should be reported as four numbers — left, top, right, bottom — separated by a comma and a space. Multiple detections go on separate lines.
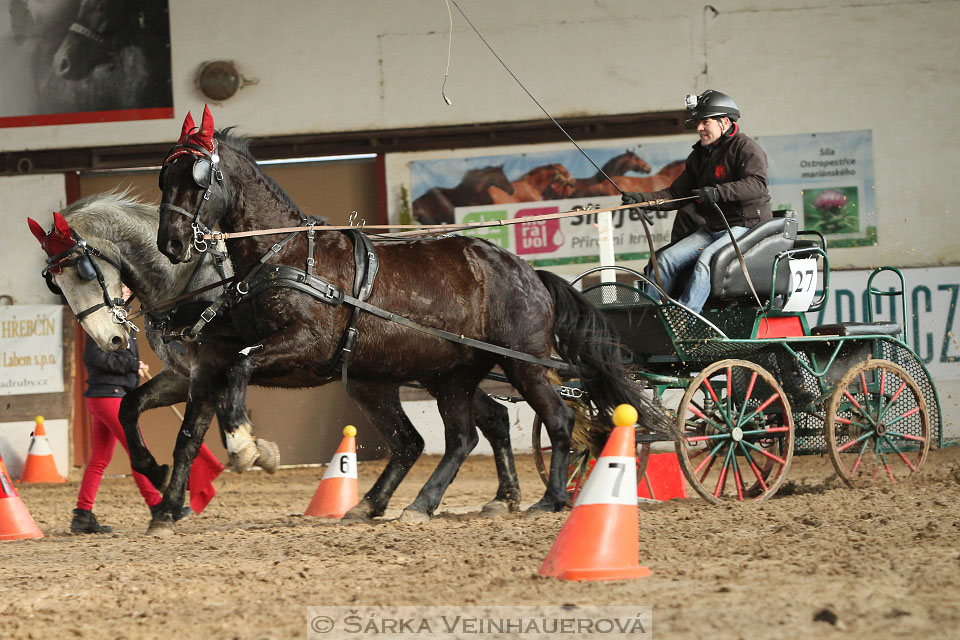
50, 0, 172, 109
412, 166, 514, 225
152, 110, 668, 530
569, 149, 653, 198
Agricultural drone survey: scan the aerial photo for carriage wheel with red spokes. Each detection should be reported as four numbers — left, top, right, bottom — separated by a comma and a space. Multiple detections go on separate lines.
532, 410, 650, 508
674, 359, 794, 504
826, 359, 930, 487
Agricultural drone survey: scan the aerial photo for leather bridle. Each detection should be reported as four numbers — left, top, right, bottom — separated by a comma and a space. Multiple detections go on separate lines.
158, 140, 225, 254
41, 235, 137, 331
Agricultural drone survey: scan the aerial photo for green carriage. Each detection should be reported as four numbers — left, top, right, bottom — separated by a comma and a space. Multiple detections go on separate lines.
533, 211, 941, 504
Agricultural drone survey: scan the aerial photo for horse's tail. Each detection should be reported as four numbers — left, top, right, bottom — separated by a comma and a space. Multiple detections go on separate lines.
536, 270, 673, 435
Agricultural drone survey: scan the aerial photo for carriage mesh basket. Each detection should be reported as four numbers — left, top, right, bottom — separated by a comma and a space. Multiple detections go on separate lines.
581, 281, 652, 308
876, 340, 942, 448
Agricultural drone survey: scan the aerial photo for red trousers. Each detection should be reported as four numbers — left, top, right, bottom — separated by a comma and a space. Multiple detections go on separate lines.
76, 396, 223, 512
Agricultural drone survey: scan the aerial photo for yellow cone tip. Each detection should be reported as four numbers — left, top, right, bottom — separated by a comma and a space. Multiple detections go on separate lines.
612, 404, 638, 428
343, 425, 357, 437
35, 415, 44, 424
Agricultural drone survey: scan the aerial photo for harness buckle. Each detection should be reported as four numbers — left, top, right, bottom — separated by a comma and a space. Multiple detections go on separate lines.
200, 306, 218, 323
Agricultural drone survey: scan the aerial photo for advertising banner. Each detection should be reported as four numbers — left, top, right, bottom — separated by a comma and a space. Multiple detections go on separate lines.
0, 305, 64, 396
407, 130, 877, 267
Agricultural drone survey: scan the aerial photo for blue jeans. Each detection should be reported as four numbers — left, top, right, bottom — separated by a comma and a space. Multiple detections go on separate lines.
645, 226, 749, 314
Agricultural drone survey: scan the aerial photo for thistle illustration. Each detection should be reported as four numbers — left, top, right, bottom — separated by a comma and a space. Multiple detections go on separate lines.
805, 188, 859, 234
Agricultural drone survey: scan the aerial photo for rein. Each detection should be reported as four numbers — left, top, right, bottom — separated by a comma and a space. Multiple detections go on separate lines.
199, 196, 698, 242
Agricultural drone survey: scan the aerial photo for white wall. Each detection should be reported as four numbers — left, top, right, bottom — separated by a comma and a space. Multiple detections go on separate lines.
0, 174, 67, 305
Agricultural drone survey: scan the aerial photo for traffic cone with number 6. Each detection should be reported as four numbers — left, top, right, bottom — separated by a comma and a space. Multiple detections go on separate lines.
539, 404, 650, 581
305, 425, 359, 518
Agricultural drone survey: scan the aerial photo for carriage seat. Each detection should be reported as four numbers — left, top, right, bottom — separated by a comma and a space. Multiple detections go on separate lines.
811, 322, 902, 337
709, 211, 799, 302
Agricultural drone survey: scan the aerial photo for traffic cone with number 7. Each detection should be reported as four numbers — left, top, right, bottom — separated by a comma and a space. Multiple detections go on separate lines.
539, 404, 650, 581
305, 425, 359, 518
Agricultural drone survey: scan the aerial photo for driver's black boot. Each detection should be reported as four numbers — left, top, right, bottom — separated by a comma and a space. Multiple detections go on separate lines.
71, 508, 113, 534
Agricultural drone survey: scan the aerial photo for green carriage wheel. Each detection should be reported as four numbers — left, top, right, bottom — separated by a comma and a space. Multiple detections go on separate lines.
532, 406, 651, 508
826, 359, 930, 487
674, 359, 794, 504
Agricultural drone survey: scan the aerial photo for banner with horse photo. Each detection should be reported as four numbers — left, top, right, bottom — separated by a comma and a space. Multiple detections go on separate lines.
400, 129, 877, 267
0, 0, 173, 127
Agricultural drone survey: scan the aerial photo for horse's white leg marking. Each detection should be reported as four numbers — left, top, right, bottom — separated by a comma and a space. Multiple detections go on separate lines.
226, 421, 258, 473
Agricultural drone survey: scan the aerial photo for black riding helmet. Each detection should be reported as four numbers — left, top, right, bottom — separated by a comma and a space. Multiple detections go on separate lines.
685, 90, 740, 123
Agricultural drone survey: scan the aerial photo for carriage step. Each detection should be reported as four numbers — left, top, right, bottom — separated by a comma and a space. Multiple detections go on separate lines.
811, 322, 902, 337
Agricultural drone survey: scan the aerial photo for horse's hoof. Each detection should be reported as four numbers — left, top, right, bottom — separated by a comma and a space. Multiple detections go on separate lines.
228, 441, 258, 473
253, 438, 281, 474
342, 501, 380, 521
526, 499, 565, 514
398, 508, 430, 524
145, 519, 175, 537
480, 500, 511, 517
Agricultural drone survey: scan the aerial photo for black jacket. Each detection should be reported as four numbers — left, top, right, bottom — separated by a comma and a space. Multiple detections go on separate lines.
643, 123, 772, 231
83, 333, 140, 398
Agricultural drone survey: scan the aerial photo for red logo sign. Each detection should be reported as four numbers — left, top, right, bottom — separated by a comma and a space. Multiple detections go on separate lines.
714, 165, 727, 179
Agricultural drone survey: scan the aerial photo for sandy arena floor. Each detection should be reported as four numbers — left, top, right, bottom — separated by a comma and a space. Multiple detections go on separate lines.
2, 445, 959, 640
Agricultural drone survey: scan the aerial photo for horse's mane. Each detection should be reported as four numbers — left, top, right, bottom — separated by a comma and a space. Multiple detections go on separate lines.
60, 188, 168, 274
214, 128, 303, 214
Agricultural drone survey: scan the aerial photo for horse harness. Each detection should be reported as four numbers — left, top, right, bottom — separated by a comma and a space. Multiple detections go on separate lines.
181, 215, 563, 381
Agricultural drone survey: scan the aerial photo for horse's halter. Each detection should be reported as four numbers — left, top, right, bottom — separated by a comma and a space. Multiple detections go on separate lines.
41, 234, 137, 331
158, 139, 224, 254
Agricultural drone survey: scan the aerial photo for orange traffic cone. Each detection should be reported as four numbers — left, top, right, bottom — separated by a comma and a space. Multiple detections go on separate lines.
0, 455, 43, 540
539, 404, 650, 581
638, 452, 688, 501
0, 451, 9, 480
20, 416, 65, 483
305, 425, 359, 518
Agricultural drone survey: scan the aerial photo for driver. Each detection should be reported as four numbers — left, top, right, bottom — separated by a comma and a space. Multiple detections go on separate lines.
622, 90, 771, 313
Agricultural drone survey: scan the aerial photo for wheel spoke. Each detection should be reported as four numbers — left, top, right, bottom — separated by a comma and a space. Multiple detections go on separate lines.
876, 381, 907, 423
714, 444, 735, 498
849, 438, 871, 477
842, 389, 875, 425
878, 449, 896, 484
702, 378, 732, 428
836, 430, 874, 453
725, 366, 733, 420
881, 434, 916, 472
738, 442, 769, 492
695, 440, 727, 475
885, 430, 925, 442
859, 371, 870, 416
736, 371, 759, 424
738, 393, 781, 427
731, 453, 744, 501
687, 405, 728, 433
882, 406, 920, 429
739, 425, 790, 437
742, 440, 786, 465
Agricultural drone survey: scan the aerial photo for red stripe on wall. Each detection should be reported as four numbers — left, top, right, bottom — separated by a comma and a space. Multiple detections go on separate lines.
0, 107, 174, 128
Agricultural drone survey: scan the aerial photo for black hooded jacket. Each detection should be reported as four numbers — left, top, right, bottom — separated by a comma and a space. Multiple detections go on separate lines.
83, 333, 140, 398
642, 123, 772, 231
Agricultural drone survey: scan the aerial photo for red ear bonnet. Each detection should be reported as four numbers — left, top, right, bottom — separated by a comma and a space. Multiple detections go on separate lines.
27, 213, 76, 257
27, 217, 46, 245
178, 111, 195, 144
193, 104, 215, 152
